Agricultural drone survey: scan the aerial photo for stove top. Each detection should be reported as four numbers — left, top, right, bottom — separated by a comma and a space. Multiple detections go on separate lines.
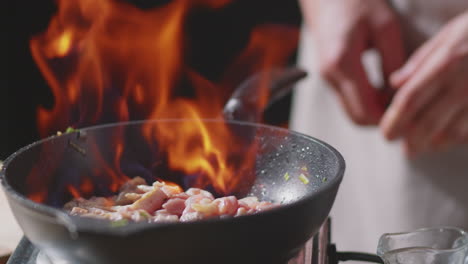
7, 221, 330, 264
6, 219, 382, 264
6, 235, 319, 264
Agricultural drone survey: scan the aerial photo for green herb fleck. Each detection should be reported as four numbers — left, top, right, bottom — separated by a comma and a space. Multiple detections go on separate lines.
111, 219, 129, 228
139, 211, 151, 219
284, 172, 290, 181
65, 127, 79, 134
299, 173, 309, 185
321, 177, 328, 183
301, 166, 308, 172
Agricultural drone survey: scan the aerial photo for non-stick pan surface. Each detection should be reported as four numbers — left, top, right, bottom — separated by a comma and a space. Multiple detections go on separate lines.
1, 120, 344, 264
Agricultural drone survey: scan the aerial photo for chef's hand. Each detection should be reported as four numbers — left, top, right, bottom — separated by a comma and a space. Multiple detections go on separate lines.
300, 0, 405, 125
381, 11, 468, 156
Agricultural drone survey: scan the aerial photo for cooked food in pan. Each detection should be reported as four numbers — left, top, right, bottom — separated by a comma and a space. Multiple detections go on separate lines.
64, 177, 279, 223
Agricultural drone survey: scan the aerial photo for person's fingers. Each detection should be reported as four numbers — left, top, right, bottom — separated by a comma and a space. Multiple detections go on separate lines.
395, 11, 468, 154
434, 82, 468, 149
390, 31, 446, 88
335, 68, 384, 125
370, 14, 406, 108
321, 56, 384, 125
404, 85, 465, 155
319, 28, 384, 125
392, 12, 468, 88
305, 0, 403, 125
370, 12, 406, 82
404, 75, 468, 155
433, 80, 468, 144
380, 44, 453, 140
429, 108, 468, 152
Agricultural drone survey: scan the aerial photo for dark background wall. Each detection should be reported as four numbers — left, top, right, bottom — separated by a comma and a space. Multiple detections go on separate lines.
2, 0, 301, 159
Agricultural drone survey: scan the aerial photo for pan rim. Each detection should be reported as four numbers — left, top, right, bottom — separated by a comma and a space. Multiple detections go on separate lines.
0, 119, 345, 235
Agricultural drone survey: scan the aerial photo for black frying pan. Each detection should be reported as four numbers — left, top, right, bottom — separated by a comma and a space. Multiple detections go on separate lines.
0, 69, 345, 264
1, 120, 344, 264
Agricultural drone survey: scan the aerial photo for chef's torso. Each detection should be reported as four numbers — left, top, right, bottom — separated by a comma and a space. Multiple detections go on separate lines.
291, 0, 468, 254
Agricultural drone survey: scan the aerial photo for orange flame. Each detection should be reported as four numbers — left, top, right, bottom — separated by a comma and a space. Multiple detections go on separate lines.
28, 0, 298, 201
67, 185, 81, 199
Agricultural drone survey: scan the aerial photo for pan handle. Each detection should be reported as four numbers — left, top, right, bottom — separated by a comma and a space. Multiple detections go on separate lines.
223, 67, 307, 123
328, 244, 384, 264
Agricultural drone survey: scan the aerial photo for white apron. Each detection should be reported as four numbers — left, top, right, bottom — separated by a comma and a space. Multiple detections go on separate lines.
291, 0, 468, 255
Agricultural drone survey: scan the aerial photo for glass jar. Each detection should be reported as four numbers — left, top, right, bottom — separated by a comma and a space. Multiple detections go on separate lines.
377, 227, 468, 264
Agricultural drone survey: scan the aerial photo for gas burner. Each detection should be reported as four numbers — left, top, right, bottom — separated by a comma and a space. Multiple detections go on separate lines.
6, 219, 383, 264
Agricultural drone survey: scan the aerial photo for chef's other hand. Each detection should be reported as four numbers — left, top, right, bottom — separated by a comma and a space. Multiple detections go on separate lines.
381, 11, 468, 156
300, 0, 405, 125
